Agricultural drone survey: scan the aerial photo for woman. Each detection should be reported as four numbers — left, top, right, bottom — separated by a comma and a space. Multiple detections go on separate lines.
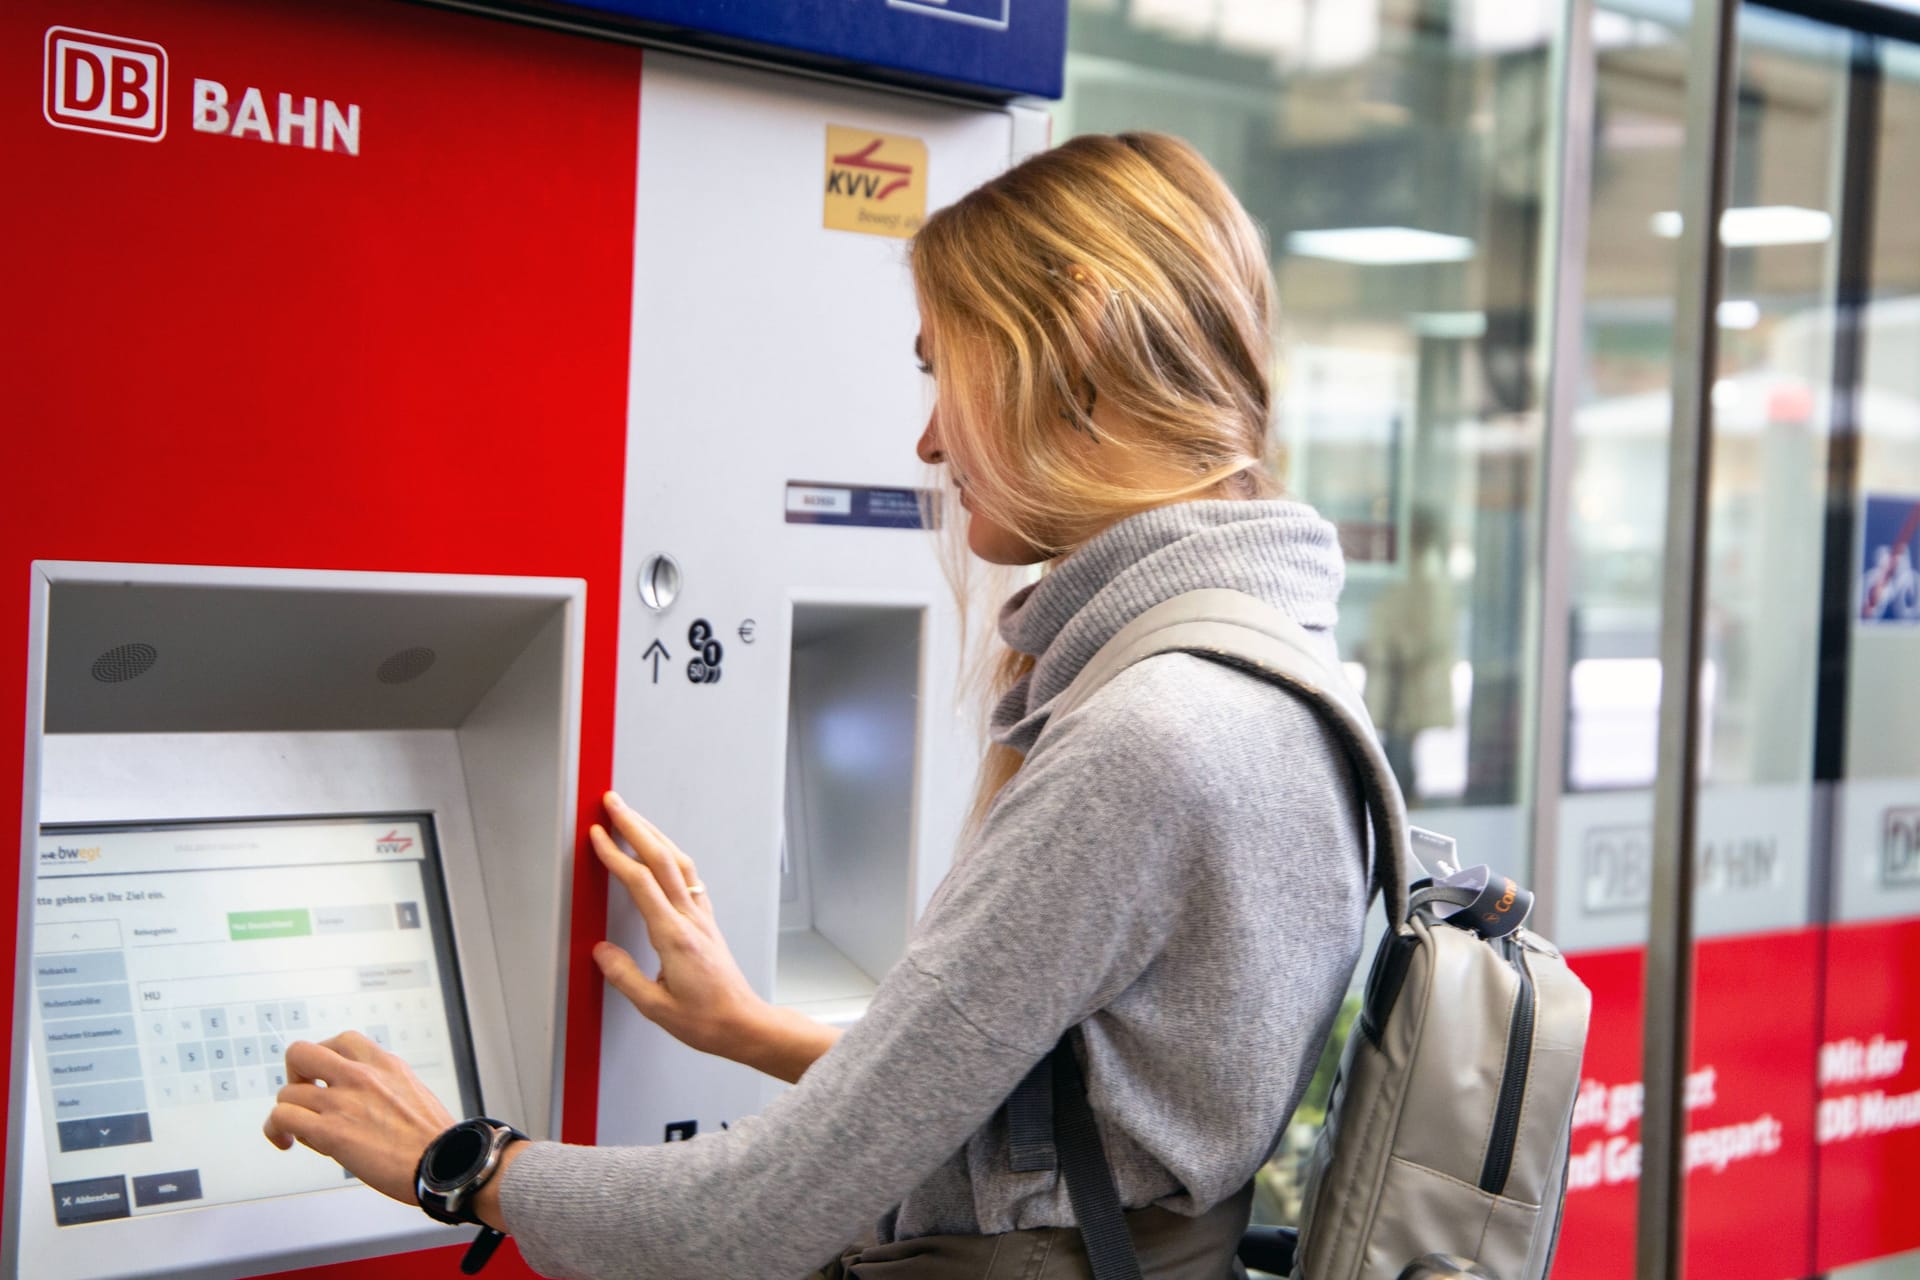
263, 132, 1375, 1279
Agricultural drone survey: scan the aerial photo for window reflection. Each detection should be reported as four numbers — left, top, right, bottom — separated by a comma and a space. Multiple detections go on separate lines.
1060, 0, 1558, 825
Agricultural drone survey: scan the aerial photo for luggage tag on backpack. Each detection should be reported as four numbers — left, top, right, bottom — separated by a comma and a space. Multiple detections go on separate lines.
1409, 825, 1533, 937
1424, 862, 1534, 939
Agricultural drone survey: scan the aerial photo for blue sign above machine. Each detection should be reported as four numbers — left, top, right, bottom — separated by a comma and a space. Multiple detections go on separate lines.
518, 0, 1066, 99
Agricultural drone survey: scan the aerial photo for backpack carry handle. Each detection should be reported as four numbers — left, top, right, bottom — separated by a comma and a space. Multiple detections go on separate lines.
1409, 876, 1535, 940
1041, 589, 1414, 927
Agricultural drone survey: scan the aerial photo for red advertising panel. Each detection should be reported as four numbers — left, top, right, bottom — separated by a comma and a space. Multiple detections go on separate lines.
3, 0, 642, 1272
1814, 917, 1920, 1272
1555, 946, 1642, 1276
1684, 930, 1820, 1279
1556, 932, 1822, 1280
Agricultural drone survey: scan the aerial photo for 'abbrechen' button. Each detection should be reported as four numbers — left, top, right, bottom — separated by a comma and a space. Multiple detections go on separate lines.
132, 1169, 203, 1207
52, 1176, 130, 1226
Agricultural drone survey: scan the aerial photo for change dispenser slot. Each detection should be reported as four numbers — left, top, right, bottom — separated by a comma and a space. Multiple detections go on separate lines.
776, 604, 924, 1027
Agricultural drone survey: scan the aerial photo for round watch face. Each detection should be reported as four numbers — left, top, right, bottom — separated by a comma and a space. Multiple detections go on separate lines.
424, 1122, 492, 1191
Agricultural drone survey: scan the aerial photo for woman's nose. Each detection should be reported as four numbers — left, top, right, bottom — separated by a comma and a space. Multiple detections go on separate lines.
916, 412, 945, 466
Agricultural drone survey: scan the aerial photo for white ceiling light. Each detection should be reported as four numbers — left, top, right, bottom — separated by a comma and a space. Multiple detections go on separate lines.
1409, 310, 1489, 338
1218, 0, 1304, 56
1287, 227, 1476, 265
1650, 205, 1833, 246
1129, 0, 1211, 39
1716, 299, 1761, 329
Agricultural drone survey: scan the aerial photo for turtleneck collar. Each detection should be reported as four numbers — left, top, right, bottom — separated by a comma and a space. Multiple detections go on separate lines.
989, 499, 1345, 754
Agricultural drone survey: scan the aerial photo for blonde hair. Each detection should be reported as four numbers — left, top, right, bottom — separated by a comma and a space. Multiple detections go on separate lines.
909, 132, 1280, 828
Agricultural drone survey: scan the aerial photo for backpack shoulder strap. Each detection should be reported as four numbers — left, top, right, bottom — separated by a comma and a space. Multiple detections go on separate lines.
1035, 587, 1412, 927
1006, 589, 1418, 1278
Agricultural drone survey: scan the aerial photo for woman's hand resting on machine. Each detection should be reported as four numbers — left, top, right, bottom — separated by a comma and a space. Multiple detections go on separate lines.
593, 792, 841, 1085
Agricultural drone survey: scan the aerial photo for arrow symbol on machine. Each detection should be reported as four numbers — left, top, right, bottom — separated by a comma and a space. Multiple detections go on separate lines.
643, 639, 670, 685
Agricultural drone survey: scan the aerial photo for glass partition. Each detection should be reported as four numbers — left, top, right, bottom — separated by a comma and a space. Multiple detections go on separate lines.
1054, 0, 1563, 1231
1681, 12, 1845, 1277
1541, 10, 1692, 1271
1556, 4, 1920, 1276
1793, 16, 1920, 1280
1054, 0, 1920, 1270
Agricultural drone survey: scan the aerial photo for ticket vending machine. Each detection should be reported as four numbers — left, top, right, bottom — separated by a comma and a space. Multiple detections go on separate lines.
3, 0, 1058, 1275
12, 564, 583, 1279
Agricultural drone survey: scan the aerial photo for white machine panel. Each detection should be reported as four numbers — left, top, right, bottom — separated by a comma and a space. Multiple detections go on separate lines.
600, 55, 1037, 1144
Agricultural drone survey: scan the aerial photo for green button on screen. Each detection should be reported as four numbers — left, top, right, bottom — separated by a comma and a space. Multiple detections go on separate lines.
227, 909, 312, 940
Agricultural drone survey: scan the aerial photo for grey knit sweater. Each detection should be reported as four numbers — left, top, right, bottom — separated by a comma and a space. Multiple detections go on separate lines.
501, 500, 1373, 1278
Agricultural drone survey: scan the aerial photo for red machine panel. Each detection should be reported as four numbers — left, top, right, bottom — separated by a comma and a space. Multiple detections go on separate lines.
3, 0, 642, 1272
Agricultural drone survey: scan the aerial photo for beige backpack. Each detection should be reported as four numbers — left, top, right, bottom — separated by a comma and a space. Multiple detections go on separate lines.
1023, 589, 1593, 1280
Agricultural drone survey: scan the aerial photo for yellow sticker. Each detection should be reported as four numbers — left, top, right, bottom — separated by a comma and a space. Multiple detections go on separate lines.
823, 125, 927, 240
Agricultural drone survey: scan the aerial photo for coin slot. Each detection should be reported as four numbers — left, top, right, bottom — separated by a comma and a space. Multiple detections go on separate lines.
636, 554, 681, 612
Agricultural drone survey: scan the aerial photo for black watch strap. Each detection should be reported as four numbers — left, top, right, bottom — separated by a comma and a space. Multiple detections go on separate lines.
460, 1227, 510, 1276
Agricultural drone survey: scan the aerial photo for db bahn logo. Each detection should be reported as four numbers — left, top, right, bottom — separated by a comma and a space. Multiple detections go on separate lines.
1581, 825, 1650, 914
1582, 822, 1781, 911
42, 27, 361, 156
44, 27, 166, 142
1885, 807, 1920, 887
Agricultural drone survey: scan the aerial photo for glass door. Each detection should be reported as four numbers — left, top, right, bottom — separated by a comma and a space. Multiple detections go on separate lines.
1554, 4, 1920, 1275
1803, 18, 1920, 1280
1675, 6, 1920, 1277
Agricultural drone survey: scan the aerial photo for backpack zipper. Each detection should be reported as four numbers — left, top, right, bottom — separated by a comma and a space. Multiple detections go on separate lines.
1478, 937, 1536, 1194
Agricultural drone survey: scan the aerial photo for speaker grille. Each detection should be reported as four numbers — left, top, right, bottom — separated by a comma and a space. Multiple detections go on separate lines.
91, 643, 157, 684
377, 647, 437, 685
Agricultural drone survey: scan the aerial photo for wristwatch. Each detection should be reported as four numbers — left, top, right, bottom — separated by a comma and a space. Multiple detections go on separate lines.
416, 1117, 527, 1274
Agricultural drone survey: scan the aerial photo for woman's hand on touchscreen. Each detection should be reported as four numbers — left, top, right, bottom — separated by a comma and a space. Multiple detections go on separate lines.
262, 1031, 456, 1207
591, 792, 771, 1068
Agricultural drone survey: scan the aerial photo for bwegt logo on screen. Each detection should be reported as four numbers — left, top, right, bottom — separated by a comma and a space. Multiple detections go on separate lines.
44, 26, 361, 155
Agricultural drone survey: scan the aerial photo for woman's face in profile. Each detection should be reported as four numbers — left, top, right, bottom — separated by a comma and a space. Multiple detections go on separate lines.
913, 327, 1050, 567
915, 406, 1048, 566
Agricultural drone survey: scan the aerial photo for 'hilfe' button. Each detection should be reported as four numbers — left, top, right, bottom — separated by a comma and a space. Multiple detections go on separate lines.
133, 1169, 203, 1207
52, 1176, 130, 1226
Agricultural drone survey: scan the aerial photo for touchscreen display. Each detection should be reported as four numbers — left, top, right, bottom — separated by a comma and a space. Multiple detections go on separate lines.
30, 816, 480, 1226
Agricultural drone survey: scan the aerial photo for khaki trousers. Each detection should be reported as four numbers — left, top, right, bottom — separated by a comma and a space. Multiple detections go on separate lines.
808, 1183, 1254, 1280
